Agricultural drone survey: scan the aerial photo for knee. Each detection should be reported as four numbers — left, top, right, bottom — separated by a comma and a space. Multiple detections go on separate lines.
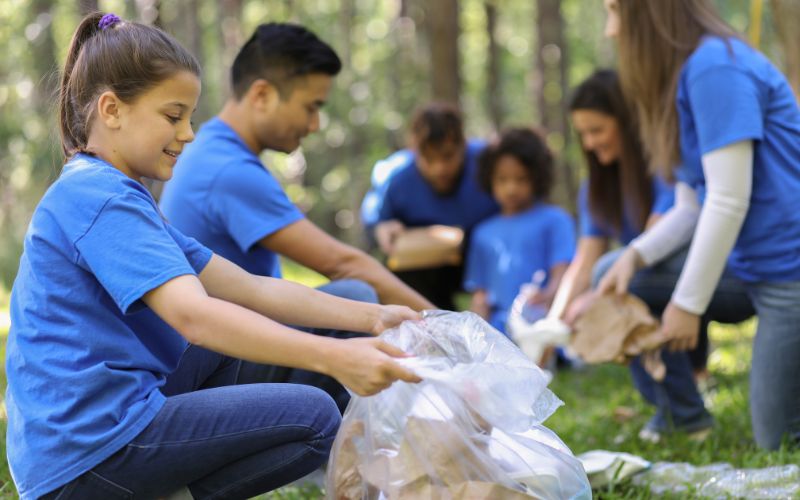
324, 279, 379, 304
303, 387, 342, 452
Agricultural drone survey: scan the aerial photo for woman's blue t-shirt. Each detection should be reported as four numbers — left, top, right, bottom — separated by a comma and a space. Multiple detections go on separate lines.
6, 154, 212, 499
676, 36, 800, 282
463, 203, 576, 333
578, 176, 674, 245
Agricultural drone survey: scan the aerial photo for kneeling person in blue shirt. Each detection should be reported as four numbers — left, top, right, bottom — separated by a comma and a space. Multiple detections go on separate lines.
365, 103, 500, 309
464, 127, 576, 334
160, 23, 433, 411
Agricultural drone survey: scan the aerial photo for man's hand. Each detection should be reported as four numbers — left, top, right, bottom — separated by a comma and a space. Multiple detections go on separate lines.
325, 337, 421, 396
375, 220, 405, 255
661, 301, 701, 352
597, 246, 645, 296
370, 304, 421, 336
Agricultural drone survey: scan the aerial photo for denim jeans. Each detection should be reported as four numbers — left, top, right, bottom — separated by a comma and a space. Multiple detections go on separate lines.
592, 247, 754, 433
40, 279, 378, 499
746, 280, 800, 449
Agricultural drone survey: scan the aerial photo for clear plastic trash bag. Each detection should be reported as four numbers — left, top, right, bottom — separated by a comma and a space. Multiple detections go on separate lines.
326, 311, 591, 499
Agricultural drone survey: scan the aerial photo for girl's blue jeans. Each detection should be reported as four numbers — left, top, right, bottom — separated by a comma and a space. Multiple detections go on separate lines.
40, 279, 377, 499
593, 248, 800, 449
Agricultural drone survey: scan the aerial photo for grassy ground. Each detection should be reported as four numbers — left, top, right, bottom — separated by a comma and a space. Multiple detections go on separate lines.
0, 269, 797, 499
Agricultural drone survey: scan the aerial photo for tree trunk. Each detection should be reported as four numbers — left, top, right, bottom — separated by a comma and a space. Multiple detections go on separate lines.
771, 0, 800, 99
423, 0, 461, 105
78, 0, 99, 15
534, 0, 575, 204
485, 0, 503, 130
217, 0, 244, 99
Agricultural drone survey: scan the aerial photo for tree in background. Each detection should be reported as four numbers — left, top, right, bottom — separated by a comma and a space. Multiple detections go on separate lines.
0, 0, 787, 290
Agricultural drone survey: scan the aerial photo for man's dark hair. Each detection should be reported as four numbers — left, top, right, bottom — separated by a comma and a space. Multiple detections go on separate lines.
408, 102, 465, 151
477, 127, 554, 201
231, 23, 341, 99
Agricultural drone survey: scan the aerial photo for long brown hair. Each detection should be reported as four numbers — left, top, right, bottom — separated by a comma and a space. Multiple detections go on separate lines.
615, 0, 738, 177
569, 69, 652, 235
59, 13, 200, 160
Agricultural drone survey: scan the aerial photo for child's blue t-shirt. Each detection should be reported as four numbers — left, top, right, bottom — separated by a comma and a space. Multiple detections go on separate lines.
6, 154, 212, 499
676, 36, 800, 282
374, 140, 500, 231
160, 117, 304, 278
463, 204, 576, 333
578, 177, 675, 245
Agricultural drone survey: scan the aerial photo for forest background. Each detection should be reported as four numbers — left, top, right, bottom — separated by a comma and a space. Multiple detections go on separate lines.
0, 0, 798, 289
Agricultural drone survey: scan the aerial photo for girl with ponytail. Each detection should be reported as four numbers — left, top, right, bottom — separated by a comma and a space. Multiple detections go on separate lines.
8, 13, 419, 499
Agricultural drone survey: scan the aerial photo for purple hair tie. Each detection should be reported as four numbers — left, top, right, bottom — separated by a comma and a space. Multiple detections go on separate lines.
98, 13, 122, 31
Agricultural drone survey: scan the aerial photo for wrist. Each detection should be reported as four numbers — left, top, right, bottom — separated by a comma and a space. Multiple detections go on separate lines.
625, 246, 646, 269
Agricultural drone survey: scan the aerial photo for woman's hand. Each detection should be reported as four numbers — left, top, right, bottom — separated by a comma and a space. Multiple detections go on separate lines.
661, 301, 701, 352
597, 246, 645, 295
326, 337, 422, 396
370, 304, 421, 335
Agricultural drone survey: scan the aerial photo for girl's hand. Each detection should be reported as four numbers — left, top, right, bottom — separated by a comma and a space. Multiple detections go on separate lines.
597, 247, 645, 295
661, 301, 701, 352
370, 304, 421, 335
327, 337, 421, 396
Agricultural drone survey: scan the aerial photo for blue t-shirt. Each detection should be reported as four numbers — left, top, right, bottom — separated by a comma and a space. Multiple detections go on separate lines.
160, 117, 304, 278
578, 177, 675, 245
676, 36, 800, 282
374, 140, 500, 231
464, 204, 576, 333
6, 154, 212, 499
360, 149, 414, 229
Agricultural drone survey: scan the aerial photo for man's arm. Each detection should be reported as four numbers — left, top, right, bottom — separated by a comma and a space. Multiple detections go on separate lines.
260, 219, 435, 310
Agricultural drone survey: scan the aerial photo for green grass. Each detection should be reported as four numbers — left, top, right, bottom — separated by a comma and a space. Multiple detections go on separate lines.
0, 276, 797, 499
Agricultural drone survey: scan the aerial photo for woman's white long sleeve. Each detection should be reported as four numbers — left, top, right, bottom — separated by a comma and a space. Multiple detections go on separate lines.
671, 141, 753, 315
630, 182, 701, 265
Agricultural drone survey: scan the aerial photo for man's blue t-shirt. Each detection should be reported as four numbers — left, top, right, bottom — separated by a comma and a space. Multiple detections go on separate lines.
578, 177, 675, 245
463, 204, 576, 333
160, 117, 304, 278
372, 140, 500, 231
676, 36, 800, 282
360, 149, 414, 229
6, 154, 212, 499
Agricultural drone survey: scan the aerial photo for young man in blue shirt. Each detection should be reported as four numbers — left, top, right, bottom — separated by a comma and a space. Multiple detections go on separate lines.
160, 23, 433, 409
361, 103, 500, 309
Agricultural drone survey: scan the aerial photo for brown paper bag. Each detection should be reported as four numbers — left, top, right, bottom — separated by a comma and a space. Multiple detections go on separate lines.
387, 225, 464, 271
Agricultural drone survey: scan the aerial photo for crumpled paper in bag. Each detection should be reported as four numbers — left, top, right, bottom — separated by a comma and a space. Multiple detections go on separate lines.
326, 311, 591, 500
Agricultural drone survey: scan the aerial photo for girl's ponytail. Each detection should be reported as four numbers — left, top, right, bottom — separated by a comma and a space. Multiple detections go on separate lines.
59, 12, 103, 159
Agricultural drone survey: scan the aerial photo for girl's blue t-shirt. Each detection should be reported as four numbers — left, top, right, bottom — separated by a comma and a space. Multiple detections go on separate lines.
463, 203, 576, 333
578, 176, 675, 245
676, 36, 800, 282
6, 154, 212, 499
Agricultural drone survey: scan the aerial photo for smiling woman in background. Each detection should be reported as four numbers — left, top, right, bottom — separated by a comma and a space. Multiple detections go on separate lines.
598, 0, 800, 449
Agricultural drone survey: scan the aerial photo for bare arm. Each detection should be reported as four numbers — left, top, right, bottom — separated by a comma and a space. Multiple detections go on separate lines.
547, 237, 607, 320
198, 254, 418, 334
260, 219, 434, 310
143, 273, 420, 395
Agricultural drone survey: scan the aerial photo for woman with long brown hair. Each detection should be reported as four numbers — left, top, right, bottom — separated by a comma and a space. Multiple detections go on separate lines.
599, 0, 800, 450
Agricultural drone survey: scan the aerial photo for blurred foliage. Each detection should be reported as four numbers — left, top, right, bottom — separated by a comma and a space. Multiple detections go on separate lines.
0, 0, 788, 288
